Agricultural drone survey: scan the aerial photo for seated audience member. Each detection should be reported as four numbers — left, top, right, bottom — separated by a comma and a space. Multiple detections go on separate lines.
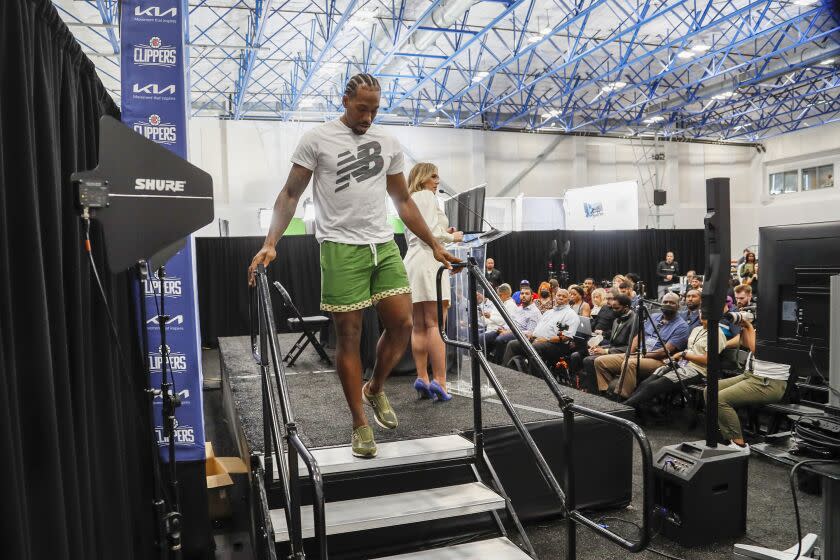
612, 274, 628, 289
568, 285, 591, 317
625, 310, 727, 413
590, 288, 616, 336
582, 277, 595, 305
535, 281, 554, 313
733, 283, 753, 309
590, 288, 607, 316
689, 275, 703, 291
708, 318, 789, 450
680, 289, 702, 330
576, 294, 635, 392
594, 292, 690, 399
482, 283, 516, 334
483, 286, 541, 363
476, 291, 492, 333
737, 252, 757, 284
512, 279, 531, 305
618, 281, 639, 307
485, 257, 502, 288
500, 289, 581, 372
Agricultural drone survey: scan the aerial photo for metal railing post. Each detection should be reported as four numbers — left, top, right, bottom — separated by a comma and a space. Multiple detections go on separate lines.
467, 257, 484, 459
564, 407, 576, 560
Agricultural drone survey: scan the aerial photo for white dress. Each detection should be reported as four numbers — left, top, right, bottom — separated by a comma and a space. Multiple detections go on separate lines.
403, 190, 455, 303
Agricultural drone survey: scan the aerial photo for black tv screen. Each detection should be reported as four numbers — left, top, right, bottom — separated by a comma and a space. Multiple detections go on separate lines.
756, 221, 840, 373
444, 186, 486, 234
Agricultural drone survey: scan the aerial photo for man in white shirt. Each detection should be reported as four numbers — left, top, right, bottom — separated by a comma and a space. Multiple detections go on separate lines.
249, 73, 458, 458
500, 289, 581, 372
486, 286, 541, 363
482, 283, 517, 333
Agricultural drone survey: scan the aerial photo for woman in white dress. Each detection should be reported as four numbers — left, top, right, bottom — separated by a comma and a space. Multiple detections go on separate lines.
403, 163, 464, 402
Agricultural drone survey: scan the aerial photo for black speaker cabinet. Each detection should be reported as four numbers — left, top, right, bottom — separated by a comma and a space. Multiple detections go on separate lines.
653, 189, 667, 206
653, 441, 748, 546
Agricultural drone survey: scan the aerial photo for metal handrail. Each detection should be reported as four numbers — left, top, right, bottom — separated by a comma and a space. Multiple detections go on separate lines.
436, 258, 653, 557
249, 265, 327, 559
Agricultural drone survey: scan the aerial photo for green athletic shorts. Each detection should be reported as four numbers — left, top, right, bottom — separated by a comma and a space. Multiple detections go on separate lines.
320, 240, 411, 312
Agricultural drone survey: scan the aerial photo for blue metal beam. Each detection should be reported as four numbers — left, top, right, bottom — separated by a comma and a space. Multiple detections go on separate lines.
289, 0, 359, 111
93, 0, 120, 54
370, 0, 445, 75
233, 0, 277, 119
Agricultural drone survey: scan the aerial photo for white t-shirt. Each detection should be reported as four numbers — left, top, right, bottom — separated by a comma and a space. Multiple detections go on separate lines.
751, 358, 790, 381
291, 120, 405, 244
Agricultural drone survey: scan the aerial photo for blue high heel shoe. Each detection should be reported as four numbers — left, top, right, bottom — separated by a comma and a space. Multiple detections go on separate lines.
429, 380, 452, 402
413, 378, 432, 399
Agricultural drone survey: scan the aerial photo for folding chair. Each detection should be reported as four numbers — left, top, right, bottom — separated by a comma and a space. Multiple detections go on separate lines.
272, 282, 331, 366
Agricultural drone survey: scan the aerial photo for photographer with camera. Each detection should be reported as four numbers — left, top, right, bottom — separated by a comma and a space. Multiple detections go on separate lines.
594, 292, 690, 399
624, 309, 726, 416
500, 288, 580, 373
707, 313, 789, 450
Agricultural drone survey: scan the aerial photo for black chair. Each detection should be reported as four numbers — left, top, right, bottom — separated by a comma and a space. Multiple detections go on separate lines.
273, 282, 331, 366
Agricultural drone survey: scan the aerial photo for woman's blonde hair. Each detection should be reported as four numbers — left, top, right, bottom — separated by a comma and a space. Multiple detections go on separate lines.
408, 162, 438, 194
591, 287, 607, 307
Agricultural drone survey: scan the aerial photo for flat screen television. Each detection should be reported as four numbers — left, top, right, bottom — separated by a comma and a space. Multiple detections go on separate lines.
756, 221, 840, 373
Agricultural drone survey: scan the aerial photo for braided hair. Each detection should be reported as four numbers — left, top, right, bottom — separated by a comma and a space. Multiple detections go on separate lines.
344, 73, 380, 98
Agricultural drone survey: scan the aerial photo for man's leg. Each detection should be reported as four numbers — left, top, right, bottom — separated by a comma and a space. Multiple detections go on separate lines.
482, 330, 500, 360
369, 293, 413, 393
493, 333, 516, 364
331, 310, 367, 429
534, 341, 570, 372
594, 353, 627, 392
615, 357, 662, 398
501, 339, 523, 368
716, 373, 786, 444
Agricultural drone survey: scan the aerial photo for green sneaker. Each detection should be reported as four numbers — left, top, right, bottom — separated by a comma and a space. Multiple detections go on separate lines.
351, 425, 377, 458
362, 383, 399, 430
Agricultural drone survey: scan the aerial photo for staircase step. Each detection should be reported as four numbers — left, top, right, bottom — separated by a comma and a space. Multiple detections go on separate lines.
372, 537, 531, 559
279, 434, 474, 477
271, 482, 503, 542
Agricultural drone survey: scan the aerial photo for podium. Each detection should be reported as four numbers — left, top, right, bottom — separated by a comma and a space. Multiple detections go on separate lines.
445, 229, 509, 397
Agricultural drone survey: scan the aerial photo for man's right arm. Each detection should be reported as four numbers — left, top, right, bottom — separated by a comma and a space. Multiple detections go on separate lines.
248, 163, 312, 285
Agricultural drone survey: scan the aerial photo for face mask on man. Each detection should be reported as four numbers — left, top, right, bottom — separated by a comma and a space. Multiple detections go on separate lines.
661, 303, 678, 319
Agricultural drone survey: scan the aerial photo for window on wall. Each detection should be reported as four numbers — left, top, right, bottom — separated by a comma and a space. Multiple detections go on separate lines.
769, 170, 799, 195
802, 164, 834, 191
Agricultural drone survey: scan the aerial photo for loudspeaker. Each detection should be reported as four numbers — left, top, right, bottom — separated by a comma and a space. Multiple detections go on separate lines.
653, 189, 667, 206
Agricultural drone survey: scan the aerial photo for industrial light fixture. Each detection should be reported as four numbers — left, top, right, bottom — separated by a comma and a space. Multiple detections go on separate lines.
541, 108, 561, 119
793, 0, 819, 5
820, 58, 836, 65
712, 91, 734, 100
527, 35, 542, 44
298, 98, 318, 108
691, 43, 711, 52
601, 81, 627, 93
677, 50, 695, 59
644, 115, 665, 124
472, 71, 489, 83
350, 8, 378, 27
541, 25, 552, 36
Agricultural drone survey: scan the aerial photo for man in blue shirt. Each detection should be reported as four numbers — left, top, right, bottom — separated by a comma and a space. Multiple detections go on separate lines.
680, 289, 702, 330
483, 286, 541, 363
500, 289, 581, 371
594, 292, 690, 399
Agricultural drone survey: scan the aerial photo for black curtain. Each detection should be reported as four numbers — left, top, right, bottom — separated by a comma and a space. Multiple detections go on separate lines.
487, 229, 705, 290
196, 230, 702, 346
0, 1, 155, 558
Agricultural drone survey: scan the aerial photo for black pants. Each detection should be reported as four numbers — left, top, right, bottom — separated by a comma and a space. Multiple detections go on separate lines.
624, 369, 703, 408
502, 339, 572, 374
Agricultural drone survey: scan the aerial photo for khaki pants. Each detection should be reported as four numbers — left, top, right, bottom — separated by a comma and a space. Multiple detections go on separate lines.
594, 353, 664, 398
706, 371, 787, 441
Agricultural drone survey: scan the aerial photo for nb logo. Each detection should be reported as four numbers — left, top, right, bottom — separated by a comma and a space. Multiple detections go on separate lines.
335, 141, 384, 192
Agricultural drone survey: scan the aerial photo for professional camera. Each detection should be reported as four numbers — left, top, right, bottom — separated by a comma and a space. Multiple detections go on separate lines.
724, 305, 756, 324
600, 279, 613, 289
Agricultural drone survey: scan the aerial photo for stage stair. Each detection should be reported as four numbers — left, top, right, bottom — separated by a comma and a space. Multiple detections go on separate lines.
266, 433, 534, 559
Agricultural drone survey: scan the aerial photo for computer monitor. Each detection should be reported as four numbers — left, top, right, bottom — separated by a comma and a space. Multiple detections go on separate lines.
444, 185, 486, 234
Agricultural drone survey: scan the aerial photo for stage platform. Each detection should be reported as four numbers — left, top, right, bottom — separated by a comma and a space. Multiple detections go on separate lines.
219, 335, 636, 522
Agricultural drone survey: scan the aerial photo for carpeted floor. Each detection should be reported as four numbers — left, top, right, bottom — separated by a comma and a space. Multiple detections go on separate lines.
206, 336, 825, 560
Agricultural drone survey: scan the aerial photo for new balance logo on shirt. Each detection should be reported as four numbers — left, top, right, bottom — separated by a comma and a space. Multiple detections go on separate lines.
336, 141, 384, 192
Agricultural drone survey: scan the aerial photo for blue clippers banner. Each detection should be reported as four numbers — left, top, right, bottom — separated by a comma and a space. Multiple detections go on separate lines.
122, 0, 206, 462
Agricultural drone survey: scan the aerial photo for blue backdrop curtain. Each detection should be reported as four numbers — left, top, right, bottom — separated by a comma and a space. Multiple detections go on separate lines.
0, 1, 156, 557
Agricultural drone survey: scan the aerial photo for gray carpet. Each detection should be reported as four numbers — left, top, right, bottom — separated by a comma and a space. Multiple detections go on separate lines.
210, 336, 825, 560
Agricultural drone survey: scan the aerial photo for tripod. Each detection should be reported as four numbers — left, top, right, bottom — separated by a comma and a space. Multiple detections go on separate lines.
615, 295, 689, 402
